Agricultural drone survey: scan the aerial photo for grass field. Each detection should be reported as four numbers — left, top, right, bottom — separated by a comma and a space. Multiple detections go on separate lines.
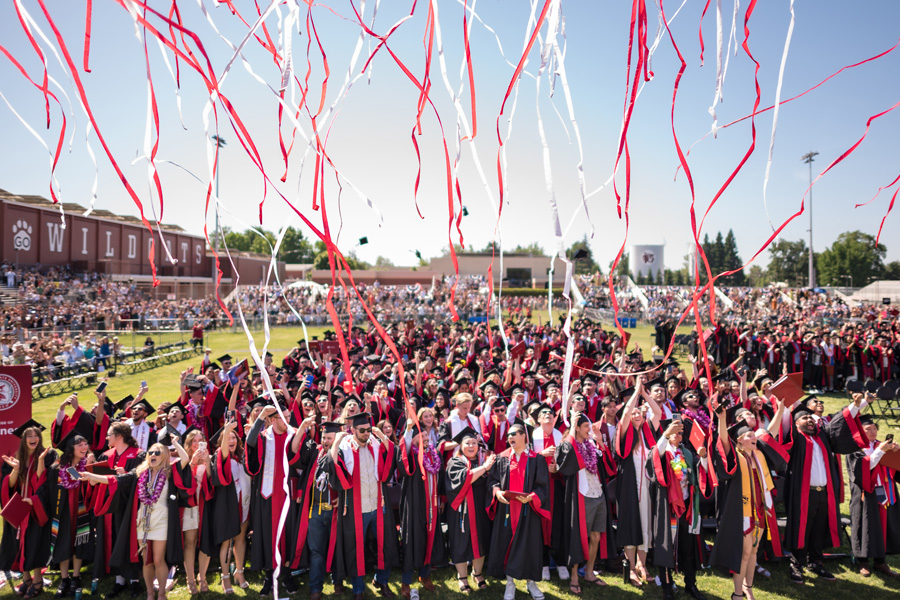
7, 318, 900, 599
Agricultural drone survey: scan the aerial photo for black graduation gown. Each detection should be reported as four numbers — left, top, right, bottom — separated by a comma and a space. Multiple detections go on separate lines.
614, 421, 657, 547
47, 465, 97, 566
92, 446, 144, 579
245, 422, 302, 572
846, 447, 900, 560
708, 437, 747, 574
202, 449, 245, 555
0, 454, 54, 572
97, 466, 188, 572
396, 440, 447, 573
444, 456, 492, 564
554, 438, 617, 568
328, 437, 401, 581
290, 436, 337, 570
485, 449, 550, 581
646, 442, 711, 571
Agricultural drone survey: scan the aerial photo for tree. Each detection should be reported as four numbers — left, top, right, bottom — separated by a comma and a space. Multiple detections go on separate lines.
511, 242, 547, 256
279, 226, 317, 263
747, 264, 768, 287
313, 247, 369, 271
636, 271, 646, 285
720, 229, 746, 285
614, 254, 630, 278
818, 231, 886, 286
884, 261, 900, 281
567, 235, 599, 275
373, 256, 395, 271
767, 239, 809, 286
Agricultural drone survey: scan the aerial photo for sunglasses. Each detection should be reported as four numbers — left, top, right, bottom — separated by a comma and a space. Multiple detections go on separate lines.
356, 427, 372, 434
506, 431, 522, 438
539, 410, 553, 417
493, 407, 506, 414
148, 450, 162, 456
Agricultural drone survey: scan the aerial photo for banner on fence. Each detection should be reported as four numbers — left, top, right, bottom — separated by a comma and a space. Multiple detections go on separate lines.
0, 365, 32, 457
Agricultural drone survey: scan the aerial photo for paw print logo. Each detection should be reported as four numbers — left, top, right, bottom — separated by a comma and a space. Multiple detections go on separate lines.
12, 220, 32, 252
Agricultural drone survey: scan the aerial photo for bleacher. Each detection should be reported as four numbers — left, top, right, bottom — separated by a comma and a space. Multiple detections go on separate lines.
31, 341, 200, 400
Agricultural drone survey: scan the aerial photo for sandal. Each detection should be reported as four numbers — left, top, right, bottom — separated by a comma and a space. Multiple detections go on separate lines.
472, 572, 487, 590
187, 580, 199, 595
583, 576, 608, 587
629, 571, 643, 587
23, 582, 43, 600
221, 574, 234, 596
457, 576, 472, 594
756, 566, 771, 578
198, 578, 209, 593
16, 578, 34, 596
234, 569, 250, 590
569, 584, 582, 595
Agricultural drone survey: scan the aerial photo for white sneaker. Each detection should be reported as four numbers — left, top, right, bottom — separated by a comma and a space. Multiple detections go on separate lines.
556, 566, 570, 580
504, 577, 517, 600
526, 580, 545, 600
541, 567, 550, 581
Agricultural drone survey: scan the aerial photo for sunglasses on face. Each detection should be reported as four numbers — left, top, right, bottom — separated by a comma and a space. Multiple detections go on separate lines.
493, 407, 506, 414
507, 431, 522, 438
148, 450, 162, 456
356, 427, 372, 434
539, 410, 553, 417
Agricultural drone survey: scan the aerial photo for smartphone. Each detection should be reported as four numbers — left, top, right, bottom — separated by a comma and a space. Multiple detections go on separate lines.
715, 401, 726, 415
887, 434, 895, 443
141, 381, 147, 388
66, 467, 80, 480
198, 441, 207, 452
96, 380, 107, 394
305, 374, 314, 386
673, 414, 683, 423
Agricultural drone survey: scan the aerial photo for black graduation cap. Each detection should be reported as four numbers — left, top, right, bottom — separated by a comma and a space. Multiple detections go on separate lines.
479, 378, 500, 391
12, 419, 45, 438
265, 351, 273, 358
727, 421, 754, 441
454, 373, 471, 384
358, 236, 369, 246
131, 398, 155, 414
337, 395, 362, 411
646, 377, 664, 390
114, 394, 135, 412
54, 426, 87, 451
713, 369, 735, 383
451, 426, 478, 445
461, 206, 469, 217
247, 397, 268, 413
102, 397, 116, 418
846, 379, 865, 394
206, 362, 220, 370
617, 386, 636, 403
792, 406, 815, 422
505, 384, 525, 397
159, 425, 198, 447
218, 354, 233, 364
321, 422, 343, 434
572, 248, 589, 261
208, 425, 228, 448
532, 402, 555, 420
167, 401, 187, 418
858, 414, 876, 427
523, 400, 543, 419
726, 404, 752, 424
185, 378, 203, 392
348, 412, 373, 428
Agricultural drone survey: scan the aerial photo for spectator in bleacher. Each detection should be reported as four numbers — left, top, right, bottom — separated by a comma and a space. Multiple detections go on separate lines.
70, 339, 85, 362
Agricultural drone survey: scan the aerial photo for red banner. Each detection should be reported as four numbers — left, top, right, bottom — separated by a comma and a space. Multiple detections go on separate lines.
0, 366, 33, 457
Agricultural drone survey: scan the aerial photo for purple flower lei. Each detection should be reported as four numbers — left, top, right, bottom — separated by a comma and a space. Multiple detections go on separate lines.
422, 443, 442, 475
576, 440, 599, 475
138, 468, 167, 506
60, 458, 87, 489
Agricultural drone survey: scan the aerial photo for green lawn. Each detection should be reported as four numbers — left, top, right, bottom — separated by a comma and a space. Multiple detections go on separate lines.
10, 321, 900, 599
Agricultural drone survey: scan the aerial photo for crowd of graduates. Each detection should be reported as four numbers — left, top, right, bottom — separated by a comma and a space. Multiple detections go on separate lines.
2, 314, 900, 600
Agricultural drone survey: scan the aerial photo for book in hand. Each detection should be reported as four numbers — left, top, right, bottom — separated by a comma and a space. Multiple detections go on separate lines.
510, 342, 527, 360
502, 490, 532, 502
0, 493, 30, 528
769, 373, 805, 406
878, 447, 900, 472
86, 460, 117, 477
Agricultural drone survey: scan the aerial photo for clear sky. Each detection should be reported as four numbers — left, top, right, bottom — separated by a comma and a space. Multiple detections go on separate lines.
1, 0, 899, 273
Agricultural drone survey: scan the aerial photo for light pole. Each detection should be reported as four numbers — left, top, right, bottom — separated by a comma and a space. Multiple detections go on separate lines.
212, 135, 227, 255
802, 151, 818, 289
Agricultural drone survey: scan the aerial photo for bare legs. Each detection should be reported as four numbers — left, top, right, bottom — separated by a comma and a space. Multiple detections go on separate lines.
182, 529, 198, 593
142, 540, 168, 600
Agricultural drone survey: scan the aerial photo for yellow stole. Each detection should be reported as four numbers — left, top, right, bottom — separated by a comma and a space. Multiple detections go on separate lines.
737, 449, 773, 520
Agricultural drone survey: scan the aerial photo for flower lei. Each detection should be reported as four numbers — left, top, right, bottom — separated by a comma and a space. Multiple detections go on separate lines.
576, 440, 599, 475
422, 442, 442, 475
670, 450, 688, 482
60, 458, 87, 489
138, 468, 167, 506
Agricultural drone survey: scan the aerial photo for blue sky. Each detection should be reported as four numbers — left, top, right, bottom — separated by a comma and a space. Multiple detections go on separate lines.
1, 0, 899, 273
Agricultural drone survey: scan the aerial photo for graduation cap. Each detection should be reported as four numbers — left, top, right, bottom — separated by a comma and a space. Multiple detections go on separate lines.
713, 369, 735, 383
337, 395, 362, 411
523, 400, 542, 419
726, 404, 752, 424
646, 377, 664, 390
54, 426, 88, 451
532, 402, 555, 420
217, 354, 234, 364
452, 426, 478, 445
461, 206, 469, 217
858, 414, 877, 427
348, 412, 373, 428
617, 386, 636, 403
505, 384, 525, 397
572, 248, 589, 261
247, 397, 269, 412
185, 378, 203, 392
113, 394, 135, 412
479, 378, 500, 391
792, 406, 815, 422
12, 419, 45, 438
167, 401, 187, 418
159, 425, 198, 447
101, 397, 116, 418
673, 388, 697, 407
131, 399, 155, 414
206, 362, 220, 371
358, 236, 369, 246
727, 421, 754, 441
321, 422, 344, 435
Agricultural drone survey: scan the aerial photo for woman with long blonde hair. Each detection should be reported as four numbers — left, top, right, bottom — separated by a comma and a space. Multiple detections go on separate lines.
84, 438, 190, 600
